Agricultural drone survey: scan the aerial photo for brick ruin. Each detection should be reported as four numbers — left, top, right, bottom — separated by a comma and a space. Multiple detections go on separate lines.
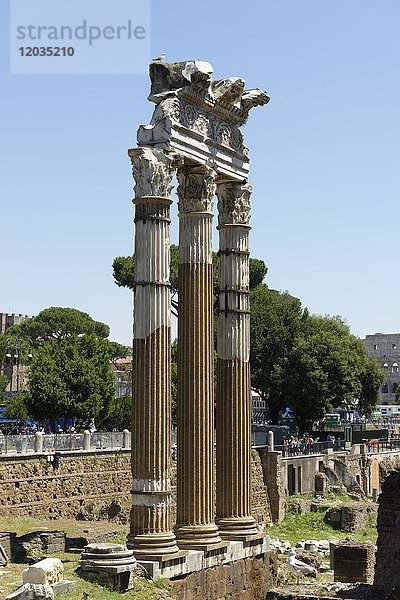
375, 461, 400, 592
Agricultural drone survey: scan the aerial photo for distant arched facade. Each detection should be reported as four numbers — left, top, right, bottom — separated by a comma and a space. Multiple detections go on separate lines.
364, 333, 400, 404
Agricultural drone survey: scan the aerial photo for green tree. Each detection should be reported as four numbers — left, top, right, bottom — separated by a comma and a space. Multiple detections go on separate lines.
250, 284, 305, 424
3, 392, 29, 421
9, 334, 115, 431
396, 385, 400, 404
112, 249, 267, 317
108, 341, 130, 367
100, 342, 131, 430
98, 394, 131, 431
283, 316, 383, 433
9, 307, 109, 346
357, 356, 384, 416
0, 373, 8, 404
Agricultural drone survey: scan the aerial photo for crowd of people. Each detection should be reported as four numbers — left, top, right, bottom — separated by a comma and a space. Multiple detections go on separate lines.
279, 433, 338, 456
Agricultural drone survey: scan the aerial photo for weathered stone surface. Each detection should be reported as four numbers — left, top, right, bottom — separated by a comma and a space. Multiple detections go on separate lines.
324, 502, 377, 532
267, 593, 333, 600
0, 532, 16, 561
315, 472, 328, 494
22, 558, 63, 585
78, 543, 136, 592
0, 452, 270, 525
286, 498, 311, 516
6, 583, 54, 600
333, 541, 375, 584
0, 453, 132, 521
294, 549, 323, 570
39, 532, 65, 554
51, 580, 77, 595
375, 466, 400, 592
0, 542, 9, 565
258, 449, 286, 522
83, 542, 125, 554
169, 551, 276, 600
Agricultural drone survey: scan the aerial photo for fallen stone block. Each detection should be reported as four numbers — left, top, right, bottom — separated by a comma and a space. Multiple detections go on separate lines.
6, 582, 54, 599
0, 542, 9, 566
52, 580, 77, 595
23, 558, 63, 586
0, 533, 15, 562
39, 532, 65, 555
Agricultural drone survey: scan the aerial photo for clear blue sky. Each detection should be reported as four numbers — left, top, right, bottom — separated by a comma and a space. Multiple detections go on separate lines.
1, 1, 399, 345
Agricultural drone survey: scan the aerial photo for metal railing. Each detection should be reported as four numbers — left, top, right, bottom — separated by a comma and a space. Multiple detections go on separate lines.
0, 430, 130, 456
1, 430, 397, 458
365, 437, 400, 453
267, 439, 346, 456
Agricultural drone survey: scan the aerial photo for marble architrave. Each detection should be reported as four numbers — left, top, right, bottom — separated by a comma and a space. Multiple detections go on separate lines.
137, 60, 270, 181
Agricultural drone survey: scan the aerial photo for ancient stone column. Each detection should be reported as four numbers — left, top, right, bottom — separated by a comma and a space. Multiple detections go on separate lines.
174, 164, 222, 549
127, 147, 179, 557
215, 181, 259, 539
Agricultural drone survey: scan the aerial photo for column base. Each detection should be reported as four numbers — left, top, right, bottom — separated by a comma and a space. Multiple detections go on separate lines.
127, 532, 180, 558
174, 523, 222, 550
216, 516, 260, 540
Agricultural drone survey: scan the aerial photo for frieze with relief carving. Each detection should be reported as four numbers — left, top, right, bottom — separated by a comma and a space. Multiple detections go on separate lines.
150, 97, 246, 154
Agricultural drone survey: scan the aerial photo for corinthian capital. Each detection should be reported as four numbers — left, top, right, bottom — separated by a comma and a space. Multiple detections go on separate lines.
216, 181, 252, 226
177, 165, 216, 214
129, 147, 174, 198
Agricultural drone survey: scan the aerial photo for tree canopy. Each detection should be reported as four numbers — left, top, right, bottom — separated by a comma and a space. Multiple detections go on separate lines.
112, 247, 268, 317
8, 307, 110, 346
250, 286, 383, 431
250, 284, 306, 424
7, 334, 115, 431
2, 307, 131, 431
0, 373, 7, 405
283, 315, 383, 432
113, 249, 382, 431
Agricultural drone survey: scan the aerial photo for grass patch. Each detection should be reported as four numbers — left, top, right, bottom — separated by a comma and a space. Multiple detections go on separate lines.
0, 554, 170, 599
0, 515, 126, 538
0, 516, 172, 599
268, 497, 378, 545
268, 510, 340, 544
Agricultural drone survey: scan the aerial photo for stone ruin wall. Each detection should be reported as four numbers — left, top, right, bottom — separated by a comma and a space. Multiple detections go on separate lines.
0, 452, 132, 521
0, 450, 270, 525
374, 457, 400, 592
170, 551, 277, 600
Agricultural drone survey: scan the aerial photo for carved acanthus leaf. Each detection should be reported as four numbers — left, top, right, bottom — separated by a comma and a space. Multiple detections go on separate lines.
217, 182, 252, 226
129, 147, 174, 198
177, 165, 217, 213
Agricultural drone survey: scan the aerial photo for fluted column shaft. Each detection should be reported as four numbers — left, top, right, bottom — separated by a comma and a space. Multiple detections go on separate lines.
127, 147, 179, 557
216, 181, 259, 539
174, 165, 221, 549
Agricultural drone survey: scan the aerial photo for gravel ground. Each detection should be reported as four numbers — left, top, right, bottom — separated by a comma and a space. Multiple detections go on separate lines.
336, 583, 386, 599
269, 582, 387, 599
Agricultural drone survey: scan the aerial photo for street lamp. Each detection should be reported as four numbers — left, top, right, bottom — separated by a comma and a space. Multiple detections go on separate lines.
4, 340, 32, 393
14, 342, 20, 393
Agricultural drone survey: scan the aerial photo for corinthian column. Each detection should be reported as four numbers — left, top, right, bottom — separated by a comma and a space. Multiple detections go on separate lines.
127, 147, 179, 557
215, 181, 259, 540
174, 164, 222, 549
